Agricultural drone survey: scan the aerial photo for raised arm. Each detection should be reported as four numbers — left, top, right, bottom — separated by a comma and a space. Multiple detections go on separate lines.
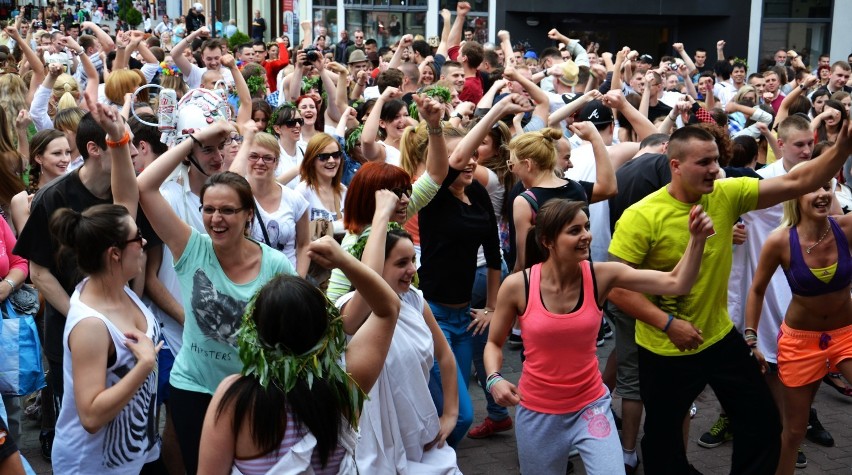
611, 47, 629, 92
549, 89, 601, 128
388, 34, 413, 70
308, 236, 399, 395
171, 26, 207, 80
569, 121, 617, 202
435, 9, 452, 58
81, 21, 115, 53
317, 62, 343, 122
6, 21, 44, 79
716, 40, 726, 62
361, 86, 400, 161
602, 89, 657, 141
63, 36, 99, 106
414, 93, 451, 182
228, 119, 258, 175
86, 95, 137, 218
220, 54, 252, 124
776, 74, 817, 125
138, 121, 232, 259
672, 42, 698, 77
286, 52, 307, 103
339, 190, 398, 334
757, 121, 852, 209
497, 30, 513, 67
448, 2, 470, 49
503, 65, 549, 125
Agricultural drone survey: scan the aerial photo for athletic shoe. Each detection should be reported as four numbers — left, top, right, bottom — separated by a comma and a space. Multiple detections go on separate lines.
796, 447, 807, 468
602, 318, 613, 339
467, 416, 513, 439
806, 407, 834, 447
508, 333, 523, 348
697, 414, 732, 448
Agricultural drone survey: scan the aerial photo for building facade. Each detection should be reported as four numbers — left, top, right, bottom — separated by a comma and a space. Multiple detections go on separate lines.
225, 0, 848, 73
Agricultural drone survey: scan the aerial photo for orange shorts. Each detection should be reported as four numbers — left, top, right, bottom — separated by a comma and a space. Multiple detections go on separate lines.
777, 323, 852, 387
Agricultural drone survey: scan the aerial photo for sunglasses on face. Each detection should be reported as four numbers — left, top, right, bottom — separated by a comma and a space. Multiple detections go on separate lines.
391, 185, 412, 198
122, 229, 144, 247
199, 206, 245, 216
317, 151, 343, 162
248, 153, 277, 163
283, 118, 304, 127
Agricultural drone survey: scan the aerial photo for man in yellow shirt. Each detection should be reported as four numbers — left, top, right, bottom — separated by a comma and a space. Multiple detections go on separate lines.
608, 124, 852, 474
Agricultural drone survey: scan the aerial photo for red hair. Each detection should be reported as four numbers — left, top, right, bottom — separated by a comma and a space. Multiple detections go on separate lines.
343, 162, 411, 234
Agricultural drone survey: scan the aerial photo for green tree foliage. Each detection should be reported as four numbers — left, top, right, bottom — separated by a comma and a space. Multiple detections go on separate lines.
118, 0, 142, 27
227, 30, 250, 50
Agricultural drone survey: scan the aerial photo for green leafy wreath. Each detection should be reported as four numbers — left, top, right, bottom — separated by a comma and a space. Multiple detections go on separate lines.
237, 290, 367, 428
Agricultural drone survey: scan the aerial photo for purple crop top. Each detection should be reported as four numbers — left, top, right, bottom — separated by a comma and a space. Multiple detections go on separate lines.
783, 217, 852, 297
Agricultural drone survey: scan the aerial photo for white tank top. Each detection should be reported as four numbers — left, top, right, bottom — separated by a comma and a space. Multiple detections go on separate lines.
53, 279, 162, 474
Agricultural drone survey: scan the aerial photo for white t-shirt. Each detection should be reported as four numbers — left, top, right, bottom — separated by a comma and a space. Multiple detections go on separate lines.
183, 64, 235, 90
564, 142, 610, 263
276, 141, 308, 188
295, 182, 347, 233
379, 141, 401, 167
250, 183, 310, 268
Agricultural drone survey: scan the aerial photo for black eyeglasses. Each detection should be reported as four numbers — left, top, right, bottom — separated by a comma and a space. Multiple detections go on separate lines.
199, 206, 246, 216
224, 135, 243, 145
390, 185, 412, 198
248, 153, 277, 163
317, 151, 343, 162
282, 118, 304, 127
122, 229, 144, 247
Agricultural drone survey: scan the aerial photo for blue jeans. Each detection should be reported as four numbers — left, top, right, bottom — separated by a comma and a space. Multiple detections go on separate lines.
427, 301, 474, 447
471, 261, 510, 422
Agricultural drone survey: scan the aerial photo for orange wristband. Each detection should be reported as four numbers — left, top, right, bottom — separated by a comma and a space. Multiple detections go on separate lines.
106, 130, 131, 148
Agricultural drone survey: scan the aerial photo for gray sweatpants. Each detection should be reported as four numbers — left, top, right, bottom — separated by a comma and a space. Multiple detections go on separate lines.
516, 390, 624, 475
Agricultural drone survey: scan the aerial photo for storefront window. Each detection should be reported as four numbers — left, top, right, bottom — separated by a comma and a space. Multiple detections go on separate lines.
760, 0, 832, 67
313, 8, 338, 41
345, 10, 427, 48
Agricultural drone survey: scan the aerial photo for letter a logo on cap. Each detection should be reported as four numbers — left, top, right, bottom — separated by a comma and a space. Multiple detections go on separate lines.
589, 109, 600, 119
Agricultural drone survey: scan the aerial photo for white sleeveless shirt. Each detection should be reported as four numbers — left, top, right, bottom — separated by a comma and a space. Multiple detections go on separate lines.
53, 279, 162, 474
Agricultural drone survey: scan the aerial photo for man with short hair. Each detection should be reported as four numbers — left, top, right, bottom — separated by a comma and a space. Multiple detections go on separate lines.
235, 43, 255, 63
250, 10, 266, 42
334, 30, 353, 64
344, 30, 365, 63
748, 73, 766, 97
763, 70, 785, 113
811, 54, 830, 76
693, 48, 712, 73
364, 38, 378, 56
774, 49, 788, 66
812, 61, 852, 96
252, 40, 267, 62
441, 61, 465, 93
608, 124, 852, 475
731, 61, 746, 90
172, 27, 234, 89
642, 71, 673, 122
457, 41, 485, 103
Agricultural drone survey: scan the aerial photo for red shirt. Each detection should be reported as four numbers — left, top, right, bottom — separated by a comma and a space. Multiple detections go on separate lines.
263, 44, 290, 93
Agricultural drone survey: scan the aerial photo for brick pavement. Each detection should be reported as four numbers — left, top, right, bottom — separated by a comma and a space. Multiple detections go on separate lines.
14, 336, 852, 474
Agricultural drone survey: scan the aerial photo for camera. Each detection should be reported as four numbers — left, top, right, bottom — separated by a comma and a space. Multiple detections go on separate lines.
303, 46, 320, 65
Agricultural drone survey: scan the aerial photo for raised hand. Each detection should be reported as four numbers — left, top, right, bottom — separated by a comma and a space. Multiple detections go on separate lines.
15, 110, 32, 130
307, 236, 349, 269
672, 42, 684, 53
569, 121, 603, 143
48, 62, 64, 78
380, 86, 401, 101
220, 53, 235, 68
326, 61, 348, 75
84, 92, 125, 141
498, 93, 534, 116
456, 1, 471, 16
399, 34, 413, 48
716, 40, 726, 50
413, 93, 444, 126
497, 30, 510, 44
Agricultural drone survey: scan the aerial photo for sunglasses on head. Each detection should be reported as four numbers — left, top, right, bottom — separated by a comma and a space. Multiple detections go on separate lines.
283, 118, 304, 127
391, 185, 413, 198
317, 151, 343, 162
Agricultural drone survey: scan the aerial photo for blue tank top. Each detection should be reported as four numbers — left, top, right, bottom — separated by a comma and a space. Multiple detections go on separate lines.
783, 217, 852, 297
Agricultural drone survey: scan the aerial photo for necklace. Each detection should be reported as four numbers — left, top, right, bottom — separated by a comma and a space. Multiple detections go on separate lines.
805, 221, 831, 254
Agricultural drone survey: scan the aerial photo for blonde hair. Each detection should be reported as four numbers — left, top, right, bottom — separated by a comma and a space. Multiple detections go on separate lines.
254, 132, 280, 156
52, 74, 80, 113
0, 74, 28, 148
105, 69, 144, 106
508, 127, 563, 171
779, 162, 812, 229
160, 73, 189, 99
400, 123, 427, 178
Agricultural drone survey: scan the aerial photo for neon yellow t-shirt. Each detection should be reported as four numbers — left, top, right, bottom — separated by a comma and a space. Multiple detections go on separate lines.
608, 177, 760, 356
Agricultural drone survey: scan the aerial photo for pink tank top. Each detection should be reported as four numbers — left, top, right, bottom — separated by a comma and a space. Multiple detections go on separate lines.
518, 262, 606, 414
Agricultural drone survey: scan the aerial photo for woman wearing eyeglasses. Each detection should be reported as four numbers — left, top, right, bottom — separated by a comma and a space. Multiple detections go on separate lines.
228, 122, 311, 277
270, 104, 306, 189
136, 119, 297, 474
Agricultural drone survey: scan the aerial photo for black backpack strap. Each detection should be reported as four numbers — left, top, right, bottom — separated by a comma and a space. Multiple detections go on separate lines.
522, 267, 531, 312
520, 190, 539, 222
252, 202, 272, 247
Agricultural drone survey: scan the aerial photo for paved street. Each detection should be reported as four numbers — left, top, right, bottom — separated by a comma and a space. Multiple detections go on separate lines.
16, 335, 852, 474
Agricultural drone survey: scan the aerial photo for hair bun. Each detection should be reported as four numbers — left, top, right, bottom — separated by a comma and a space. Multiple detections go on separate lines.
541, 127, 563, 142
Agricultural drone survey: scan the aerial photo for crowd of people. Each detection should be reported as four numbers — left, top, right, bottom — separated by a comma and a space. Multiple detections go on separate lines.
0, 1, 851, 474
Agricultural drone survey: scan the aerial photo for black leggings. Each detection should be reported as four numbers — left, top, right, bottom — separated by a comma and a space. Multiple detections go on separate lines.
168, 385, 213, 475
